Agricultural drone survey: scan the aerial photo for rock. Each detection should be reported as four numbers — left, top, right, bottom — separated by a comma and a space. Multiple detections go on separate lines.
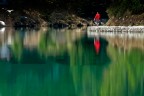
49, 22, 68, 29
77, 23, 83, 27
0, 21, 6, 26
106, 13, 144, 26
14, 16, 37, 27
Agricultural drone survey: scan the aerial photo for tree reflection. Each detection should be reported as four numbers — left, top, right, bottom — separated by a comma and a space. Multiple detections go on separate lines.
100, 44, 144, 96
69, 36, 110, 96
38, 29, 67, 57
10, 32, 23, 62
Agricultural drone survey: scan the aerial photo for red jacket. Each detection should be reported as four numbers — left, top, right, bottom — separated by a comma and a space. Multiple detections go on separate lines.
94, 13, 100, 20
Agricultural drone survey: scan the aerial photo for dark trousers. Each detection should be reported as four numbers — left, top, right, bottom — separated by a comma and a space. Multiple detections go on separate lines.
94, 19, 101, 25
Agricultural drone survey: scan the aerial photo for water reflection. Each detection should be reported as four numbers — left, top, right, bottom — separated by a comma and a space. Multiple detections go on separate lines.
94, 37, 100, 54
0, 27, 144, 96
0, 44, 10, 61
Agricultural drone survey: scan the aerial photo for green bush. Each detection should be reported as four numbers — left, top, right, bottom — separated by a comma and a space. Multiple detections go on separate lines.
107, 0, 143, 17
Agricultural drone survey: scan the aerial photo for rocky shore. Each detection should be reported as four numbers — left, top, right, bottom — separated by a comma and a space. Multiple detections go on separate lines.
106, 12, 144, 26
0, 8, 144, 28
0, 8, 92, 28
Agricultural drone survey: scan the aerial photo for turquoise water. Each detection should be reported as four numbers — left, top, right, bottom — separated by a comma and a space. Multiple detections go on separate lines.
0, 27, 144, 96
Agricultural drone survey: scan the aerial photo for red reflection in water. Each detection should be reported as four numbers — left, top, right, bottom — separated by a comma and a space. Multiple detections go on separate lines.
94, 38, 100, 54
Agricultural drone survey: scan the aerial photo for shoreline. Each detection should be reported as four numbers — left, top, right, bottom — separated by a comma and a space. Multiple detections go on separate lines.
0, 8, 144, 29
106, 13, 144, 26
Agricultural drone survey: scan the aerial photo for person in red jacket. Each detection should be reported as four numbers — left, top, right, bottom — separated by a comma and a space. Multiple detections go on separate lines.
94, 12, 101, 25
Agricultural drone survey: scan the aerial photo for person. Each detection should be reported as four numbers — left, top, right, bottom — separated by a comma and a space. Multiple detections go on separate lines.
94, 12, 101, 25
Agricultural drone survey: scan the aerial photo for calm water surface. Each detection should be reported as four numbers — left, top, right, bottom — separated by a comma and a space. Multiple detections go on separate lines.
0, 27, 144, 96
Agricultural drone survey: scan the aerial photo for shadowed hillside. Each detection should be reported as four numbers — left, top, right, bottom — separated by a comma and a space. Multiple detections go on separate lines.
0, 0, 144, 26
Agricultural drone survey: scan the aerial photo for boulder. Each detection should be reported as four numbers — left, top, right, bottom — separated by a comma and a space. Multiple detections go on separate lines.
0, 21, 6, 26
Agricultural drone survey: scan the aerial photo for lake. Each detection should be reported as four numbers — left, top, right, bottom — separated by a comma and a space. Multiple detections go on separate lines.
0, 27, 144, 96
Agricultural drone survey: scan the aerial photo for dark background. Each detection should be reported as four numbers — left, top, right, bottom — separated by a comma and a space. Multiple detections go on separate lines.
0, 0, 144, 18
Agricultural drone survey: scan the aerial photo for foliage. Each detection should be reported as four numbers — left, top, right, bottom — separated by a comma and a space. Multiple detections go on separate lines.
107, 0, 144, 17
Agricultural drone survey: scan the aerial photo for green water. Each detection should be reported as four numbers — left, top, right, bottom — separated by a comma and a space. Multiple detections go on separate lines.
0, 27, 144, 96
